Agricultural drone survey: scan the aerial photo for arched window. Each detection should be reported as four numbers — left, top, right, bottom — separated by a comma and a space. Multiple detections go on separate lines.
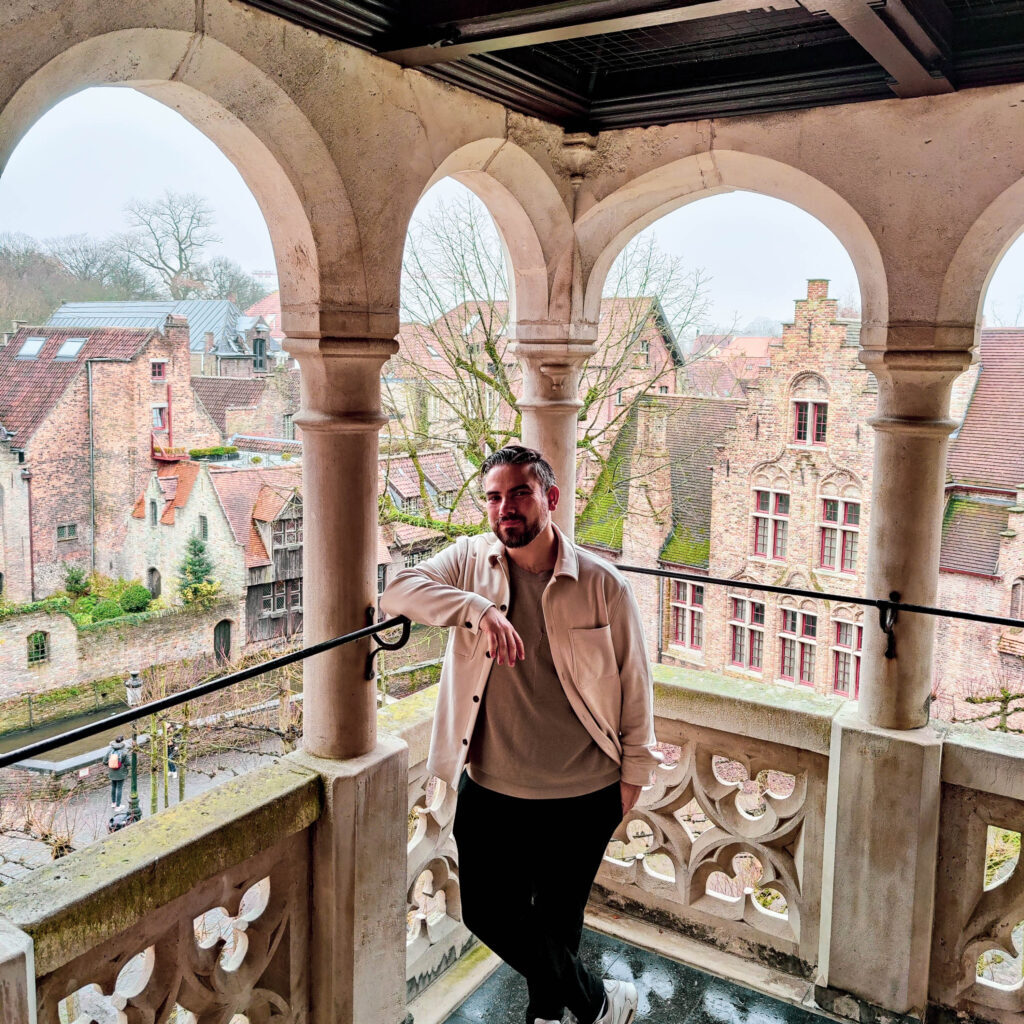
1012, 579, 1024, 620
831, 608, 864, 698
147, 567, 161, 598
27, 630, 49, 666
751, 473, 790, 561
778, 600, 818, 687
790, 373, 829, 447
818, 481, 862, 574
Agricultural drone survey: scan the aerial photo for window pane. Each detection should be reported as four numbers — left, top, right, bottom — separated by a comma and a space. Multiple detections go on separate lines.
794, 402, 808, 442
691, 585, 704, 606
673, 606, 685, 643
751, 602, 765, 626
754, 517, 768, 555
782, 609, 798, 634
691, 610, 704, 649
755, 490, 770, 512
773, 520, 788, 559
801, 645, 816, 684
775, 493, 790, 515
835, 651, 851, 693
837, 621, 853, 647
781, 637, 795, 677
844, 502, 861, 526
814, 403, 828, 443
673, 580, 685, 602
842, 531, 859, 572
803, 614, 817, 638
749, 630, 763, 669
731, 625, 744, 662
732, 598, 745, 621
821, 528, 837, 568
823, 499, 839, 522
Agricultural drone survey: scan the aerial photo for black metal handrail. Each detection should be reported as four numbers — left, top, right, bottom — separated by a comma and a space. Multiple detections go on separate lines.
617, 563, 1024, 659
0, 615, 411, 770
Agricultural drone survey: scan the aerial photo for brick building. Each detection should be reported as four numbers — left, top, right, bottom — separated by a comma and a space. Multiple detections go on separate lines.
0, 319, 220, 602
191, 367, 302, 444
586, 280, 880, 699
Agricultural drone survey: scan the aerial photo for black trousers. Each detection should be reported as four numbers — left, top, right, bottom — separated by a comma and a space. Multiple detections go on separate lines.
454, 772, 622, 1024
110, 778, 124, 805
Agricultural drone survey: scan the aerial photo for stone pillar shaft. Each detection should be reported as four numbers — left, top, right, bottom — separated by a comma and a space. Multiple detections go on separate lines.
859, 348, 970, 731
286, 336, 398, 760
513, 334, 595, 540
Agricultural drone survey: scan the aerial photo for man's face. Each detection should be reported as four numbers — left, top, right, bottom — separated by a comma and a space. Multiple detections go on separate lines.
483, 463, 558, 549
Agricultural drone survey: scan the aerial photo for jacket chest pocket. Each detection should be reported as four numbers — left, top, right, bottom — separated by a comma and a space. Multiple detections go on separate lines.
452, 627, 483, 659
568, 624, 617, 684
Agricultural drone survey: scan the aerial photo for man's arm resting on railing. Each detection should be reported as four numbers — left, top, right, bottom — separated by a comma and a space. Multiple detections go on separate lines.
380, 536, 493, 634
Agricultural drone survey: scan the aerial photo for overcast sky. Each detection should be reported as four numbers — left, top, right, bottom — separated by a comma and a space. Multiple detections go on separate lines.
1, 86, 1022, 328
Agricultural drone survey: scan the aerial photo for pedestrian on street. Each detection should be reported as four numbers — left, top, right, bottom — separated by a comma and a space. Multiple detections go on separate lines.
106, 735, 128, 809
381, 444, 657, 1024
167, 730, 178, 778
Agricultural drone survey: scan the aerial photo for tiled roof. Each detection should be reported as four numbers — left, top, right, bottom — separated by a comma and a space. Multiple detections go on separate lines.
660, 397, 741, 567
684, 358, 746, 399
0, 326, 154, 443
208, 466, 301, 567
939, 495, 1011, 576
49, 299, 247, 354
947, 330, 1024, 491
230, 435, 302, 455
576, 412, 638, 551
244, 291, 286, 340
132, 461, 201, 525
192, 377, 267, 434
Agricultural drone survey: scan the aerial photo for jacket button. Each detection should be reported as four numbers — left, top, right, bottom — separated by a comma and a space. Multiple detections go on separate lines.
499, 604, 507, 612
464, 620, 472, 628
473, 695, 480, 702
462, 738, 469, 745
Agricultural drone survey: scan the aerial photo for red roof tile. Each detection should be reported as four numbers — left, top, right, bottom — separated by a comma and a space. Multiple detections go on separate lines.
244, 291, 286, 340
0, 326, 155, 444
192, 376, 267, 435
947, 330, 1024, 491
132, 461, 201, 524
208, 466, 301, 567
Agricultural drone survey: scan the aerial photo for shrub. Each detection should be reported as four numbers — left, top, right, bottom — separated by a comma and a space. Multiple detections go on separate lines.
120, 583, 153, 614
93, 599, 123, 622
280, 452, 292, 462
250, 455, 263, 465
188, 445, 239, 458
180, 580, 222, 610
63, 564, 89, 596
76, 595, 98, 614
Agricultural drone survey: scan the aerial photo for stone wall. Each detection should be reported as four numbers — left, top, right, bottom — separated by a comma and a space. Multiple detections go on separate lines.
0, 601, 240, 701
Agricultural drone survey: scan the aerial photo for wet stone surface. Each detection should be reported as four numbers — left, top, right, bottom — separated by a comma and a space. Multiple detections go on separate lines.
444, 929, 830, 1024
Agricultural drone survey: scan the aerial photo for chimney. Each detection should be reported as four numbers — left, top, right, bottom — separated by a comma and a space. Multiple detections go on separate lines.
807, 279, 830, 302
205, 331, 216, 353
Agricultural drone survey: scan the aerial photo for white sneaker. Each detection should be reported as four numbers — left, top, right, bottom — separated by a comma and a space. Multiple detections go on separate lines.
594, 979, 638, 1024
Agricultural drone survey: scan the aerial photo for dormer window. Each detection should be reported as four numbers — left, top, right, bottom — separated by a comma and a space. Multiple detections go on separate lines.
55, 338, 87, 360
16, 337, 46, 359
151, 361, 167, 381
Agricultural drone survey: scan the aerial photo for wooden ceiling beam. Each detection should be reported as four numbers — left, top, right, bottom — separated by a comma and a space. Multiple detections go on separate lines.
377, 0, 801, 66
800, 0, 952, 97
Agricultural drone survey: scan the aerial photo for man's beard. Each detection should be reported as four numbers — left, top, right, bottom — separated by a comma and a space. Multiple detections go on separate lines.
496, 516, 542, 549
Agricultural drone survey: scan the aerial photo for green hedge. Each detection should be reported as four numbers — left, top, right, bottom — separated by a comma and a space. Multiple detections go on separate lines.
188, 445, 239, 458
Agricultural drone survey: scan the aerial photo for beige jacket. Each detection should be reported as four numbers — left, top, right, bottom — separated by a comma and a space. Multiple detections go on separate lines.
380, 524, 659, 789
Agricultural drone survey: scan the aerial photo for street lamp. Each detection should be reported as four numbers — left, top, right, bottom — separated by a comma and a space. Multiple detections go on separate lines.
124, 670, 143, 822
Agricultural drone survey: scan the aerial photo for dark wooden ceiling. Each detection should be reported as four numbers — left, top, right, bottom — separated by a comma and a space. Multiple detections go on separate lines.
240, 0, 1024, 130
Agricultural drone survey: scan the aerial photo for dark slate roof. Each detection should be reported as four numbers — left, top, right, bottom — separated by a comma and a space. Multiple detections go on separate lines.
48, 299, 249, 355
192, 376, 268, 434
0, 326, 154, 443
230, 435, 302, 455
939, 495, 1011, 577
947, 330, 1024, 491
659, 397, 741, 568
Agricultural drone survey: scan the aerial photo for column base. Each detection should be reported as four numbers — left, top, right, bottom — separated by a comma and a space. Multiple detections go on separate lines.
817, 703, 942, 1016
0, 917, 36, 1024
290, 736, 409, 1024
813, 983, 925, 1024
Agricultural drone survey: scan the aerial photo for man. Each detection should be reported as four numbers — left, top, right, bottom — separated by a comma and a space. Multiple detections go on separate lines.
381, 444, 658, 1024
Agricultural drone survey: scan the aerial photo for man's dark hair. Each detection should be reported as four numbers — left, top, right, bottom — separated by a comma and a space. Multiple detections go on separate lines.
480, 444, 557, 492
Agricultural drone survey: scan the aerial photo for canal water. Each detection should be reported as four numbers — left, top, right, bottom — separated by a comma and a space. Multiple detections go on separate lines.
0, 707, 130, 763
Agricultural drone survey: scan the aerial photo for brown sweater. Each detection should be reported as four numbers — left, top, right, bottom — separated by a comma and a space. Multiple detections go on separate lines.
467, 558, 620, 799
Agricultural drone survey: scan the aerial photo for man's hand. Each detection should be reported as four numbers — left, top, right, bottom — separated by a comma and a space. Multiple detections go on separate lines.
620, 781, 643, 817
480, 606, 525, 666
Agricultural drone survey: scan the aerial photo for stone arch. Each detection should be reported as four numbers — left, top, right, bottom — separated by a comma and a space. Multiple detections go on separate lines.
412, 139, 575, 327
790, 372, 830, 399
576, 151, 887, 333
937, 177, 1024, 347
0, 28, 362, 338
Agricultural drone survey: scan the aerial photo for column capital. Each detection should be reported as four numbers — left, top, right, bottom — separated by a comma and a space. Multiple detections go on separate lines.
858, 321, 977, 353
860, 347, 972, 423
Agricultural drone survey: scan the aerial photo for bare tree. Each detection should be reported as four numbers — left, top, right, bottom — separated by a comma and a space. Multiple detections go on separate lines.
47, 234, 158, 299
118, 190, 220, 299
205, 255, 268, 310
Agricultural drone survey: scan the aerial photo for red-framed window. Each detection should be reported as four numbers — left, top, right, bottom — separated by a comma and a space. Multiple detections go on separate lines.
832, 620, 863, 697
729, 598, 765, 671
819, 499, 861, 573
753, 488, 789, 561
779, 609, 818, 686
670, 581, 705, 650
150, 361, 167, 381
794, 401, 828, 445
151, 405, 167, 430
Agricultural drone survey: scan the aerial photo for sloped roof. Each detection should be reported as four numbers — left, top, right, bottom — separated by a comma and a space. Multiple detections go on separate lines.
192, 377, 267, 434
576, 411, 639, 552
659, 397, 741, 567
244, 291, 286, 341
230, 435, 302, 455
940, 495, 1011, 577
207, 466, 301, 567
132, 461, 202, 525
48, 299, 248, 355
947, 330, 1024, 491
0, 326, 155, 443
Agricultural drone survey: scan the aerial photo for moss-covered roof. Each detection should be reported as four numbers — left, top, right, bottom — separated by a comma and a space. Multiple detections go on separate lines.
576, 412, 638, 551
940, 494, 1011, 576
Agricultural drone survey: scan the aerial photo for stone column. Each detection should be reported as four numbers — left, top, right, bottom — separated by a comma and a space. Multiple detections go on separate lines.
859, 347, 972, 730
513, 325, 596, 540
816, 341, 972, 1019
286, 335, 398, 760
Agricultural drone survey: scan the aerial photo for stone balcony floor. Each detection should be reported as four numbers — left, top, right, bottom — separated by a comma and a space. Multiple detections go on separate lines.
444, 929, 833, 1024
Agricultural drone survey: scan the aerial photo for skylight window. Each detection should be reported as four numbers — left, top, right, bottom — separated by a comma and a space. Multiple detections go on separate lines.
16, 336, 46, 359
55, 338, 87, 360
425, 343, 440, 357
